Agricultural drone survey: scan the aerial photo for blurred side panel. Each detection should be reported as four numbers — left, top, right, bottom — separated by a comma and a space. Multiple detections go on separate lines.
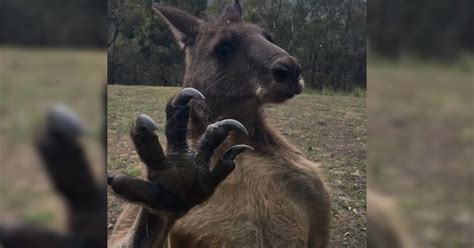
368, 0, 473, 247
0, 0, 107, 247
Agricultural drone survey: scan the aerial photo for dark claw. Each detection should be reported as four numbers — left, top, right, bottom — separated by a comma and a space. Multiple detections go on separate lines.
210, 119, 249, 136
134, 114, 158, 131
131, 114, 167, 178
208, 144, 252, 189
171, 87, 205, 106
195, 119, 249, 163
223, 144, 253, 161
107, 173, 116, 185
166, 88, 204, 153
46, 104, 85, 138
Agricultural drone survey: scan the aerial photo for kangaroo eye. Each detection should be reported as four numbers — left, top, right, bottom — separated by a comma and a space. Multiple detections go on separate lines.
215, 42, 235, 58
263, 32, 274, 43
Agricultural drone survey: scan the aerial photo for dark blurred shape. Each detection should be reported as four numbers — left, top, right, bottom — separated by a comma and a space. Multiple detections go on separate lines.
368, 191, 415, 248
368, 0, 473, 58
0, 105, 106, 248
0, 223, 84, 248
0, 0, 106, 47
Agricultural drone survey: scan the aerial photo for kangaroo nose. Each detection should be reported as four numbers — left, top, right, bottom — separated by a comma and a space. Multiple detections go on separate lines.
271, 56, 301, 83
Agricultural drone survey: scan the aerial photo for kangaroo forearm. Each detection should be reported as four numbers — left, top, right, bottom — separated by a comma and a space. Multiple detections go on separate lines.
122, 207, 176, 248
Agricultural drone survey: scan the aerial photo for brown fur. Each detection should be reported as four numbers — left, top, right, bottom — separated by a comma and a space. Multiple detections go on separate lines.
109, 2, 330, 247
368, 191, 416, 248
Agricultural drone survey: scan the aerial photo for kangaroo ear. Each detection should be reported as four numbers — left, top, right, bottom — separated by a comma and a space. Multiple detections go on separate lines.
153, 4, 202, 49
219, 0, 242, 23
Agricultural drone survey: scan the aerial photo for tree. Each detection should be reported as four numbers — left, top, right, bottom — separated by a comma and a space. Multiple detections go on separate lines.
108, 0, 367, 90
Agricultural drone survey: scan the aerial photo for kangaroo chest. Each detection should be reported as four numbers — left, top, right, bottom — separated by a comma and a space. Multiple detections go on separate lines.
170, 154, 313, 248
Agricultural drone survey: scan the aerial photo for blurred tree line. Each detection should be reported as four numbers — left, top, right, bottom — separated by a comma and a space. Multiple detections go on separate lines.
0, 0, 106, 47
368, 0, 473, 59
108, 0, 367, 91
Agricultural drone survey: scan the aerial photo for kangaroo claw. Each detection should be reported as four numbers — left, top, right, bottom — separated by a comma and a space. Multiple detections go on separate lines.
222, 144, 253, 161
134, 114, 159, 131
171, 87, 205, 106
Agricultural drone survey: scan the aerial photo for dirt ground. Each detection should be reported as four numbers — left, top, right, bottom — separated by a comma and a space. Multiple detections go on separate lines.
107, 85, 367, 247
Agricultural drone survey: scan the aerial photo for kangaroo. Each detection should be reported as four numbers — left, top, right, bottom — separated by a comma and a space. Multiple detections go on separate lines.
108, 1, 330, 247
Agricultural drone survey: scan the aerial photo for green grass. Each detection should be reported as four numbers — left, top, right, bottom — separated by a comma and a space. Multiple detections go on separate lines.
124, 167, 142, 177
23, 210, 55, 225
304, 86, 366, 97
1, 47, 106, 228
1, 47, 106, 141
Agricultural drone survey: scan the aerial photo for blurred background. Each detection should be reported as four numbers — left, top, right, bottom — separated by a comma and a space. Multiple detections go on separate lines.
0, 0, 107, 243
368, 0, 473, 247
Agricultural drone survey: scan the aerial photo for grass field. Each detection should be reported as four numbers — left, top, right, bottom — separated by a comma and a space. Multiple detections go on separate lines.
0, 47, 106, 228
369, 56, 473, 247
107, 85, 367, 247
